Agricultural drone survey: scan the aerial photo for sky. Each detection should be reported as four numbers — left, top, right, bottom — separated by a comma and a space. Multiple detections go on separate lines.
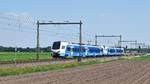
0, 0, 150, 48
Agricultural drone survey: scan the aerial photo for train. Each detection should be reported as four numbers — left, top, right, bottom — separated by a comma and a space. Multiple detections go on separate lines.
51, 41, 124, 58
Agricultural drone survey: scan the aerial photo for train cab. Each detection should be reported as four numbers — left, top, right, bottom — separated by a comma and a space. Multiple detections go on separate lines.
51, 41, 69, 58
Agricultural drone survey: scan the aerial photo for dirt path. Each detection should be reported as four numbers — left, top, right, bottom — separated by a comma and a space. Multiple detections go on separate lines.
0, 60, 150, 84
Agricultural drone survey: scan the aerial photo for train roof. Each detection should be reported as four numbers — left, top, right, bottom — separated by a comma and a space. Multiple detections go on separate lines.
52, 41, 121, 49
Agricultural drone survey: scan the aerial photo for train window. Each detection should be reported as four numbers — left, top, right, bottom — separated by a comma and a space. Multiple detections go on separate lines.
83, 48, 86, 52
71, 48, 73, 51
73, 48, 79, 52
117, 49, 120, 52
110, 49, 115, 53
62, 46, 65, 49
52, 41, 60, 49
121, 50, 123, 52
76, 48, 79, 52
97, 49, 100, 52
89, 48, 93, 53
117, 49, 123, 53
67, 47, 71, 51
73, 48, 75, 52
73, 48, 76, 52
81, 47, 85, 52
100, 49, 103, 52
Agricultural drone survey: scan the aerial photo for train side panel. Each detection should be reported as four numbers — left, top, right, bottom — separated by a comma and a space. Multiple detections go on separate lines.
51, 41, 124, 58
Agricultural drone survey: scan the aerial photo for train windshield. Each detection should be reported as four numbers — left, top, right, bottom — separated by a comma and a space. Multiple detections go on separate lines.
52, 42, 60, 49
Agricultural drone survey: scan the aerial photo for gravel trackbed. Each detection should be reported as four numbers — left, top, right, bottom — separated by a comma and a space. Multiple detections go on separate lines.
0, 60, 150, 84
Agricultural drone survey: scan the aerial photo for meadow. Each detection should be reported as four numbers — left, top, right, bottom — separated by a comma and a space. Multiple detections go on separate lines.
130, 55, 150, 61
0, 58, 113, 76
0, 52, 52, 61
0, 54, 149, 76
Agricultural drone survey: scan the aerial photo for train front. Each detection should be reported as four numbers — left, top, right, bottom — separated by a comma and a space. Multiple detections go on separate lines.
51, 41, 69, 58
51, 41, 61, 58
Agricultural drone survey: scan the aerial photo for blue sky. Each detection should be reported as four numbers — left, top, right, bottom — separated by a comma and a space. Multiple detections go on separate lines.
0, 0, 150, 47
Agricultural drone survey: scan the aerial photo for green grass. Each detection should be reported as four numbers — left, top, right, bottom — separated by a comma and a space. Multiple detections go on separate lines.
1, 53, 150, 77
0, 59, 113, 77
128, 55, 150, 61
0, 52, 52, 61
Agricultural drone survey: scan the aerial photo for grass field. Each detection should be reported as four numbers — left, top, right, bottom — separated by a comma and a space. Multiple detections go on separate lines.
0, 55, 149, 76
130, 55, 150, 61
0, 58, 113, 76
0, 52, 52, 61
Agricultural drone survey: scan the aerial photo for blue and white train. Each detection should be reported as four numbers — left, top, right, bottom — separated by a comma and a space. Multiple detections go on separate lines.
51, 41, 124, 58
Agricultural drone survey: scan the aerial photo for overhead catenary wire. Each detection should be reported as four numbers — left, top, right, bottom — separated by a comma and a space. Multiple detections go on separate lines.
0, 22, 80, 47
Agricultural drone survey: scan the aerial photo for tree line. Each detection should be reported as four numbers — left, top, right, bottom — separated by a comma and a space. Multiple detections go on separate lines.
0, 46, 149, 53
0, 46, 51, 52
